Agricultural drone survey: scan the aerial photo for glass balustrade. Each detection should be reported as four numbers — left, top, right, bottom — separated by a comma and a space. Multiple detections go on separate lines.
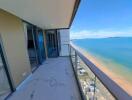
70, 44, 120, 100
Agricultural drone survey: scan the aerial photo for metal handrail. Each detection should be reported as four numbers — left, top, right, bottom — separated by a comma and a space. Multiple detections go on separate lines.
70, 43, 132, 100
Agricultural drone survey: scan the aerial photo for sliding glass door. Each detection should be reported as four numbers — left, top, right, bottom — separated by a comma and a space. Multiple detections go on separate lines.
37, 29, 46, 64
26, 24, 46, 70
27, 25, 38, 71
46, 30, 60, 58
0, 42, 12, 100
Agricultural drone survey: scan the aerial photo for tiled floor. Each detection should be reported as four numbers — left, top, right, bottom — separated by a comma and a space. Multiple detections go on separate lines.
8, 57, 81, 100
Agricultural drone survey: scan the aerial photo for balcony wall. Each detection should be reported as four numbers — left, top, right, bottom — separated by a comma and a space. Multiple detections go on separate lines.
59, 29, 70, 56
0, 9, 31, 88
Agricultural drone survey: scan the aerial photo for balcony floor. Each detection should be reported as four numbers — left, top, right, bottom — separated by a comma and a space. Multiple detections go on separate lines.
8, 57, 81, 100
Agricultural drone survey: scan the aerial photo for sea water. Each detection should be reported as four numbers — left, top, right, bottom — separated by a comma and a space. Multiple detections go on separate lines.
72, 37, 132, 83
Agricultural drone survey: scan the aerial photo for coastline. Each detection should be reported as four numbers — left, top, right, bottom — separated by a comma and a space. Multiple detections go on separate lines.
75, 46, 132, 96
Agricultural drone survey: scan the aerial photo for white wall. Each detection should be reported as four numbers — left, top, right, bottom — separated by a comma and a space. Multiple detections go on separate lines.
59, 29, 70, 56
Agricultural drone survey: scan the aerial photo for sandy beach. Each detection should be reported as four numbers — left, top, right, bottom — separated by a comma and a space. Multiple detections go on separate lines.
73, 45, 132, 96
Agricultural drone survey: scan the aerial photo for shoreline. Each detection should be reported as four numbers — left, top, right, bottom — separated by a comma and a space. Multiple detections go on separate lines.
75, 46, 132, 96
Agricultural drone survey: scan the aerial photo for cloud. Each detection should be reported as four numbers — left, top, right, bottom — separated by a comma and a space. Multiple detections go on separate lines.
70, 29, 132, 39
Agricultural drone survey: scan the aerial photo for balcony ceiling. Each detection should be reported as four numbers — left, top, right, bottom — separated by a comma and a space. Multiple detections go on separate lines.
0, 0, 80, 29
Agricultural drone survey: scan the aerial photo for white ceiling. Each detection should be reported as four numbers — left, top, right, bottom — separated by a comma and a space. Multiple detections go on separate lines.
0, 0, 77, 29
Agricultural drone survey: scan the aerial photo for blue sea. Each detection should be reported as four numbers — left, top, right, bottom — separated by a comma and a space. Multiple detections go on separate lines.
72, 37, 132, 83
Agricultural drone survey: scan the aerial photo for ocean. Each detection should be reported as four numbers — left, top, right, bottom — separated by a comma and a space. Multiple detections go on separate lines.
72, 37, 132, 84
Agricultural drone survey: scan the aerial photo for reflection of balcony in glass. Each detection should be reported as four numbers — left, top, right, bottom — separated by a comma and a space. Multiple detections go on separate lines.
37, 29, 46, 64
0, 42, 13, 100
27, 25, 38, 71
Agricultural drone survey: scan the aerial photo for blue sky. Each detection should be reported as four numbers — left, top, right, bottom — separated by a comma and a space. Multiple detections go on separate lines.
70, 0, 132, 39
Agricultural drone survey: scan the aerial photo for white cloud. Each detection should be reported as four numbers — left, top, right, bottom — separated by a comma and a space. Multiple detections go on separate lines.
70, 29, 132, 39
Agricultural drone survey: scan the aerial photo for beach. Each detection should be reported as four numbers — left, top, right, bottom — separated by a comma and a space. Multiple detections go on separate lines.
73, 45, 132, 96
83, 50, 132, 96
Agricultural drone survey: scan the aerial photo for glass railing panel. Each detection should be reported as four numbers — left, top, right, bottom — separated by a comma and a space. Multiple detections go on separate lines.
95, 78, 115, 100
70, 46, 117, 100
76, 55, 96, 100
70, 44, 132, 100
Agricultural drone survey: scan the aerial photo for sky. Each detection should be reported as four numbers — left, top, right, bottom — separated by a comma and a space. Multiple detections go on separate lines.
70, 0, 132, 39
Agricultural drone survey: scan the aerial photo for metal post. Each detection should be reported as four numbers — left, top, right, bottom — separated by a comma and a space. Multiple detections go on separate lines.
75, 51, 78, 72
93, 76, 97, 100
69, 45, 71, 58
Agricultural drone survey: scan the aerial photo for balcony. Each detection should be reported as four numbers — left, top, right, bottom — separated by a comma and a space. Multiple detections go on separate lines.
7, 44, 132, 100
8, 57, 81, 100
